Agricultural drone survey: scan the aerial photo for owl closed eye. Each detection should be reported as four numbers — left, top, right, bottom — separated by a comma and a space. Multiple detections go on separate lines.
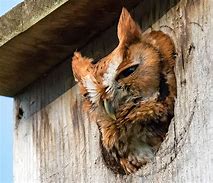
71, 8, 176, 175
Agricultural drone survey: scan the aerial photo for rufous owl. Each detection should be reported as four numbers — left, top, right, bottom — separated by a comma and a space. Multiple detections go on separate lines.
72, 8, 176, 175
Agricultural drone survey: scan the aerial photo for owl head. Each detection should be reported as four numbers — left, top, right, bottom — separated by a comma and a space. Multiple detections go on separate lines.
72, 8, 176, 122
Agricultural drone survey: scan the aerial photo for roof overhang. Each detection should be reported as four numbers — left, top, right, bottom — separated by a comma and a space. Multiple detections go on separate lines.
0, 0, 179, 96
0, 0, 142, 96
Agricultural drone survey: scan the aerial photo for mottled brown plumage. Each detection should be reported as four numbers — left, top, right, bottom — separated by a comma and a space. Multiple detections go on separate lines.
72, 8, 176, 174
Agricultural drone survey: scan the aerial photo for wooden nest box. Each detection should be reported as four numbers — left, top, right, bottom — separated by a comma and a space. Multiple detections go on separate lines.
0, 0, 213, 182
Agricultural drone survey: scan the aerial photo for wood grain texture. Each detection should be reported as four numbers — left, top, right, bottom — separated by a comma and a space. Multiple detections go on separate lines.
14, 0, 213, 182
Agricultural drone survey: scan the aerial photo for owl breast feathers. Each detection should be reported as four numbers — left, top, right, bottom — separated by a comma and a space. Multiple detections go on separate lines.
72, 8, 176, 174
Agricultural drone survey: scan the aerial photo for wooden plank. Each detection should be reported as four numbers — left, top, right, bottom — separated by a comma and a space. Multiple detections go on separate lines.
14, 0, 213, 182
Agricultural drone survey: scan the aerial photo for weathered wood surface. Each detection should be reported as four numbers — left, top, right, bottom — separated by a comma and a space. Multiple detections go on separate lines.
14, 0, 213, 182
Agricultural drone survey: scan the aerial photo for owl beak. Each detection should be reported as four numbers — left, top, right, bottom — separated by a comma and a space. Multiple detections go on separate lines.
103, 99, 116, 120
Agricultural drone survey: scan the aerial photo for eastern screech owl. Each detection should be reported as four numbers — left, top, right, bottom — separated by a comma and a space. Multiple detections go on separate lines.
72, 8, 176, 175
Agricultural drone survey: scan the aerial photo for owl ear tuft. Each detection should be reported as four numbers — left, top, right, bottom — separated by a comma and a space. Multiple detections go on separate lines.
117, 8, 142, 45
71, 52, 94, 82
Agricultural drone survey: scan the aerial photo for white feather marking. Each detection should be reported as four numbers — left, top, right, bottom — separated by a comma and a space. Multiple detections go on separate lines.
103, 56, 122, 92
83, 75, 100, 104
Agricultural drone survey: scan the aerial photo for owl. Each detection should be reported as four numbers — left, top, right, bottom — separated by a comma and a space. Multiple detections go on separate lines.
71, 8, 176, 174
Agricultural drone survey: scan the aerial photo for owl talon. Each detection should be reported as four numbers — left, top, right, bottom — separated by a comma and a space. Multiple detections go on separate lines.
120, 159, 138, 174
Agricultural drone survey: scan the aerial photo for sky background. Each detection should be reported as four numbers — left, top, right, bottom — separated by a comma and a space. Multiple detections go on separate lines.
0, 0, 22, 16
0, 97, 13, 183
0, 1, 23, 183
